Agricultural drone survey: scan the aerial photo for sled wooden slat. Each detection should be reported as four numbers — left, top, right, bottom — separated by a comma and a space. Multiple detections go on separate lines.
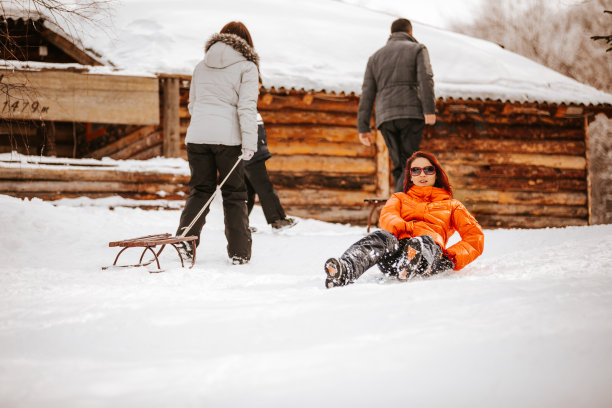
364, 198, 387, 233
106, 233, 197, 271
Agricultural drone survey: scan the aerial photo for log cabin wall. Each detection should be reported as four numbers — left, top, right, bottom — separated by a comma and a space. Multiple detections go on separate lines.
177, 86, 591, 229
422, 99, 589, 229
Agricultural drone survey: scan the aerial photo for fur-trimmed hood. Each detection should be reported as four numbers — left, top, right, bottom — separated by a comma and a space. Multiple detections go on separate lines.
204, 33, 259, 69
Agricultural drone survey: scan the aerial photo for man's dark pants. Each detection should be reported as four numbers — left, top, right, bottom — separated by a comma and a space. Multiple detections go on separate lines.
379, 118, 425, 192
243, 160, 286, 224
176, 143, 251, 260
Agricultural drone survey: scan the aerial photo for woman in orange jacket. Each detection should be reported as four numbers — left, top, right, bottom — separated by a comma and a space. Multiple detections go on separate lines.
324, 151, 484, 288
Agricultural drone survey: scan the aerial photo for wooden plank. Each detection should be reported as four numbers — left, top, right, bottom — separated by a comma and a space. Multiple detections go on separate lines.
435, 112, 583, 127
421, 137, 585, 155
110, 131, 162, 160
5, 191, 187, 201
443, 163, 585, 179
426, 122, 585, 140
433, 151, 586, 170
259, 109, 356, 126
282, 205, 372, 225
39, 28, 102, 66
0, 180, 187, 195
0, 70, 160, 125
453, 189, 587, 206
449, 176, 586, 192
265, 125, 359, 143
465, 203, 588, 217
0, 167, 189, 183
130, 144, 163, 160
4, 166, 174, 181
161, 77, 181, 157
269, 172, 376, 191
375, 130, 390, 198
276, 188, 372, 206
267, 140, 373, 157
476, 214, 588, 229
85, 126, 157, 158
266, 155, 375, 174
258, 93, 359, 113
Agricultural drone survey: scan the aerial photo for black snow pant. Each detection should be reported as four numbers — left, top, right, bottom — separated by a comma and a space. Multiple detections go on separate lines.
339, 230, 453, 282
176, 143, 252, 260
243, 160, 286, 224
379, 118, 425, 192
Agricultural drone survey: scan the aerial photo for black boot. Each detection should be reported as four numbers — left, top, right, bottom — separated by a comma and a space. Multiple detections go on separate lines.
324, 258, 350, 288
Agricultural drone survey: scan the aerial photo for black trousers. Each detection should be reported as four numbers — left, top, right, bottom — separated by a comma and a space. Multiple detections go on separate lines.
379, 118, 425, 192
243, 160, 286, 224
176, 143, 251, 260
339, 230, 453, 282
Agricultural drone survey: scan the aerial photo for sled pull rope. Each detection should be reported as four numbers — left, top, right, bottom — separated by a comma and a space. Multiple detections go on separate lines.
179, 155, 243, 238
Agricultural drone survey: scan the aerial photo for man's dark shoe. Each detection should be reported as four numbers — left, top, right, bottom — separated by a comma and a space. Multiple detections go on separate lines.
271, 217, 298, 230
232, 256, 249, 265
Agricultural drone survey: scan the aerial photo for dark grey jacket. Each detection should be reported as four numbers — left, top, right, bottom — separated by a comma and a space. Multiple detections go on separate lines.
357, 32, 435, 133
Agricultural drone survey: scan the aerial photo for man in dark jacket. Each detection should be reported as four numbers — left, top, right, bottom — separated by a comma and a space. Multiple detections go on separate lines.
357, 18, 436, 192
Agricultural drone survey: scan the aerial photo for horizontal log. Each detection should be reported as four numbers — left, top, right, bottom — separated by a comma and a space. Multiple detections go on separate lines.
268, 172, 376, 191
464, 203, 588, 218
282, 205, 371, 225
421, 137, 585, 155
260, 109, 357, 126
127, 143, 163, 160
4, 192, 187, 201
0, 180, 188, 195
443, 164, 585, 180
267, 140, 374, 157
85, 126, 158, 158
0, 167, 189, 184
476, 214, 588, 229
425, 122, 585, 140
433, 151, 585, 170
276, 188, 372, 206
266, 125, 360, 143
449, 176, 586, 192
436, 112, 583, 127
258, 93, 359, 113
266, 155, 376, 174
453, 188, 587, 206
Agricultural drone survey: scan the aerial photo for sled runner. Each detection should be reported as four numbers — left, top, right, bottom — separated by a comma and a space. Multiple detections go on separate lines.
104, 233, 197, 272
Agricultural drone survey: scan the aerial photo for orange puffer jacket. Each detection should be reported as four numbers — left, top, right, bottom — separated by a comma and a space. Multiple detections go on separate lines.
379, 186, 484, 270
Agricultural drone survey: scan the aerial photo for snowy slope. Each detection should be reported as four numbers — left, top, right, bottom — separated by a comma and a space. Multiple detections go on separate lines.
68, 0, 612, 105
1, 194, 611, 407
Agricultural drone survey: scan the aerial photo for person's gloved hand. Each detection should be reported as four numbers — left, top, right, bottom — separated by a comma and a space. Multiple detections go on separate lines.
241, 148, 255, 160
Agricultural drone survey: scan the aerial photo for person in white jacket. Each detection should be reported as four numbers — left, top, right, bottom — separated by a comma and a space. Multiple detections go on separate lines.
176, 21, 259, 265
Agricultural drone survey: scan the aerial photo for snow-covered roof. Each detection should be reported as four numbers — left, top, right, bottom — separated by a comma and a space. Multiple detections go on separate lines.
10, 0, 612, 106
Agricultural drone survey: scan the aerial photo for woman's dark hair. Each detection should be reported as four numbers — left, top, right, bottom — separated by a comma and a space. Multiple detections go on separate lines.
220, 21, 254, 48
403, 151, 453, 195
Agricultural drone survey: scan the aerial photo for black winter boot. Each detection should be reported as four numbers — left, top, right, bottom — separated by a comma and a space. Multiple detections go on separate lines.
324, 258, 350, 288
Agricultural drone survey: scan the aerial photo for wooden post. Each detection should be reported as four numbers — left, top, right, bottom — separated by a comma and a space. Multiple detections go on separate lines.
375, 130, 390, 198
40, 121, 57, 157
161, 77, 180, 158
584, 115, 592, 225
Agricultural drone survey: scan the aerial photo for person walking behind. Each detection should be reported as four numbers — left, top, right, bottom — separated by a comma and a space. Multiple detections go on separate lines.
357, 18, 436, 192
175, 21, 259, 265
324, 151, 484, 288
243, 112, 297, 231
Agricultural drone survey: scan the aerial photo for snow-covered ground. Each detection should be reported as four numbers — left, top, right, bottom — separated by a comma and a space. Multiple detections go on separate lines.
1, 193, 611, 407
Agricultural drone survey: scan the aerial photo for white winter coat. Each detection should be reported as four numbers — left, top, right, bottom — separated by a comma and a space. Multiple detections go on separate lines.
185, 33, 259, 153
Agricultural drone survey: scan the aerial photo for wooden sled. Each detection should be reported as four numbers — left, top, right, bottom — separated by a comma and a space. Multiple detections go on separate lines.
104, 233, 197, 273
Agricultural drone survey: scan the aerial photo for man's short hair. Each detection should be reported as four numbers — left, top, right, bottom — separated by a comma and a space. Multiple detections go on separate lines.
391, 18, 412, 34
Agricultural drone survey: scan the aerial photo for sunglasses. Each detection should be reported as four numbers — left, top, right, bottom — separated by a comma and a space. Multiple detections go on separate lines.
410, 166, 436, 176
